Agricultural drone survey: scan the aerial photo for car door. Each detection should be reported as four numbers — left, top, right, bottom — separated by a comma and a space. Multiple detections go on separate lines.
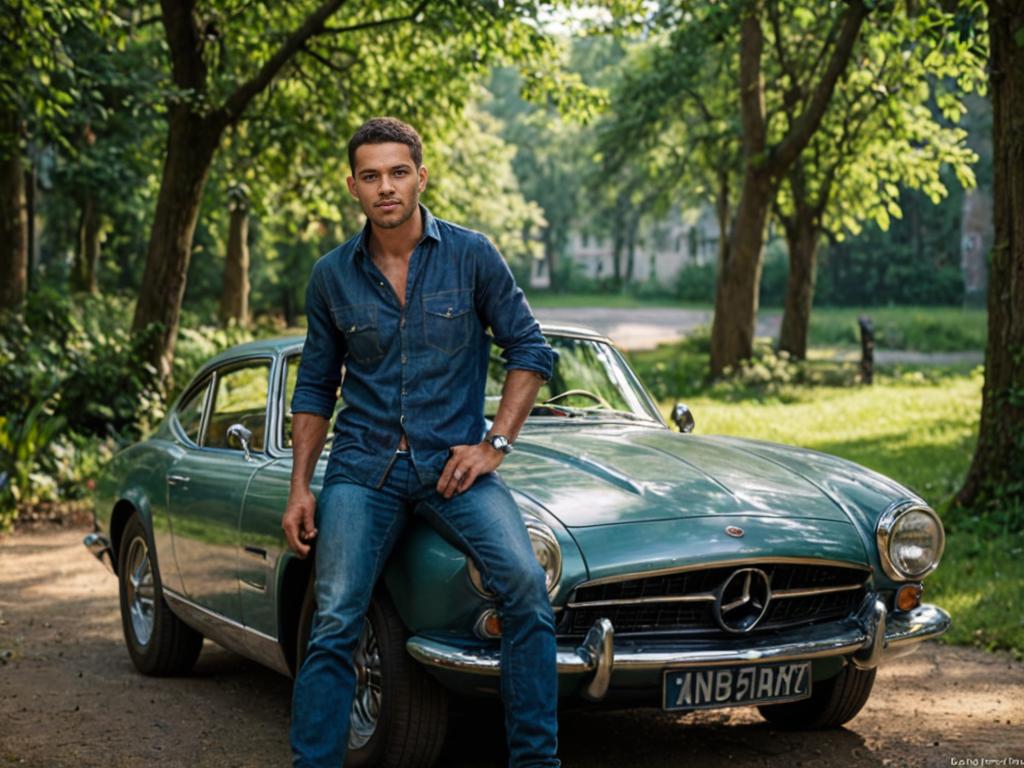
238, 351, 328, 637
168, 357, 274, 620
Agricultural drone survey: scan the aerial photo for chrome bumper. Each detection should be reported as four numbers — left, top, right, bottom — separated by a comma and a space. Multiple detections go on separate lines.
405, 595, 950, 701
83, 532, 115, 574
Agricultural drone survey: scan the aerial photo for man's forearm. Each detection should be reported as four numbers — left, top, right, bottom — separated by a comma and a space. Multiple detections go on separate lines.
291, 412, 330, 491
488, 369, 545, 443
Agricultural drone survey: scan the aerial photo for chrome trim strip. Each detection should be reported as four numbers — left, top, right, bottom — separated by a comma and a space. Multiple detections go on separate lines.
567, 594, 717, 608
163, 589, 289, 676
771, 583, 866, 599
575, 557, 871, 590
405, 600, 950, 678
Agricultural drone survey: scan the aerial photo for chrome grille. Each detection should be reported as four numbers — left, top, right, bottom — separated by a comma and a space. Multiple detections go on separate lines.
557, 561, 869, 639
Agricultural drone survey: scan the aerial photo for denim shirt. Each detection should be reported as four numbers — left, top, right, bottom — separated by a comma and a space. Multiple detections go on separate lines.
291, 205, 555, 489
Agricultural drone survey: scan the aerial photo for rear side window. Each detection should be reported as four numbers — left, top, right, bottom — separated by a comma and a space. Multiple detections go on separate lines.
205, 362, 272, 451
175, 378, 210, 445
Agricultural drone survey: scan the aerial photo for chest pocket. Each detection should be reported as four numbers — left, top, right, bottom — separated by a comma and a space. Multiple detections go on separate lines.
331, 304, 385, 364
422, 289, 473, 355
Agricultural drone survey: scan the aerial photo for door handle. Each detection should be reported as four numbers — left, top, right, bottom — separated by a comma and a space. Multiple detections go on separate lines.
243, 545, 268, 560
167, 474, 191, 486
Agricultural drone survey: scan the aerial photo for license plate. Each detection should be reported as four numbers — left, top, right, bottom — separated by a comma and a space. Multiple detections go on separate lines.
663, 661, 812, 711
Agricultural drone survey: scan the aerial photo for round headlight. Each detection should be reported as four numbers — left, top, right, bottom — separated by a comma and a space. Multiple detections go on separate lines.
525, 518, 563, 598
877, 501, 945, 580
465, 518, 562, 599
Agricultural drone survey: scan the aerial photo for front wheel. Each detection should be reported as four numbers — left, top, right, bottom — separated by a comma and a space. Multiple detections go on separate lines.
117, 514, 203, 676
297, 583, 449, 768
757, 663, 876, 729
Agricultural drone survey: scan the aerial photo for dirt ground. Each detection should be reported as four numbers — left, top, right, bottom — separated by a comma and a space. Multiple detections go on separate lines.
1, 524, 1022, 768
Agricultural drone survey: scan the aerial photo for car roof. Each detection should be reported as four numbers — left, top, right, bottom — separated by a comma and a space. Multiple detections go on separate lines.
202, 323, 610, 368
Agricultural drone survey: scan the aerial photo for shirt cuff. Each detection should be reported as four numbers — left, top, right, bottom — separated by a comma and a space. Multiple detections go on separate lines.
290, 387, 337, 420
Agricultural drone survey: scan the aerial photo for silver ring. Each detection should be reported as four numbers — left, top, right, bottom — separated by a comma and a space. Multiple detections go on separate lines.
453, 470, 464, 481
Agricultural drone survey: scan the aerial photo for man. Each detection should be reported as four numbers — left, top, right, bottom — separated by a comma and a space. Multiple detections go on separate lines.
283, 116, 560, 768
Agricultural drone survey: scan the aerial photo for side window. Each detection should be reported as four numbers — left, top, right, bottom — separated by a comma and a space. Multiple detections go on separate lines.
175, 378, 210, 445
205, 361, 271, 452
282, 354, 344, 449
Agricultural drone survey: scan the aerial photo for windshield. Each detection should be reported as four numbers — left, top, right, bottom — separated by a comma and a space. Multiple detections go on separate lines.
282, 334, 663, 446
485, 335, 662, 424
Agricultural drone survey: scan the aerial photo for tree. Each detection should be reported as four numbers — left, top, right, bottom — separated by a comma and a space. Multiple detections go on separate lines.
957, 0, 1024, 508
130, 0, 547, 384
772, 3, 984, 358
708, 0, 869, 376
0, 1, 88, 308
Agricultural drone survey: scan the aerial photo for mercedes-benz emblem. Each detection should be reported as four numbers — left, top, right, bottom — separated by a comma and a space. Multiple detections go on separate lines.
725, 525, 744, 538
713, 568, 772, 633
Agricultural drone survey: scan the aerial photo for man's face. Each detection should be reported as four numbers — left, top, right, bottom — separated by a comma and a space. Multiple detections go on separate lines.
347, 142, 428, 231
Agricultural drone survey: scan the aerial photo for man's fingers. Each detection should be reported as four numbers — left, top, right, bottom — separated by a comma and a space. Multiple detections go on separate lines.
457, 465, 480, 494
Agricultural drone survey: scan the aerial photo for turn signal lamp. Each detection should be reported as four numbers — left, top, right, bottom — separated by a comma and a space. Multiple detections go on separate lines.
896, 584, 922, 612
475, 609, 503, 639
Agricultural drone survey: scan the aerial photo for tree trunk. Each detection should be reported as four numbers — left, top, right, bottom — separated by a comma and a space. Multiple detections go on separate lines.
131, 106, 223, 383
710, 171, 773, 375
219, 190, 250, 327
779, 213, 820, 360
708, 0, 867, 377
956, 0, 1024, 508
0, 108, 28, 311
71, 194, 101, 294
543, 227, 559, 292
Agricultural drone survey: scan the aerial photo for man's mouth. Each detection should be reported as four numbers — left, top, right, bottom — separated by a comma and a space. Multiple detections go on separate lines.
376, 200, 400, 210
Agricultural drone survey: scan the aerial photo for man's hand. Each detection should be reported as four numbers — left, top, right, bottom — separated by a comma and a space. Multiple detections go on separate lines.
436, 442, 503, 499
282, 486, 318, 557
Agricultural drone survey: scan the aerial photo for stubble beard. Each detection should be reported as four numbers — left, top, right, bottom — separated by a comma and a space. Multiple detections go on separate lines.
368, 193, 418, 230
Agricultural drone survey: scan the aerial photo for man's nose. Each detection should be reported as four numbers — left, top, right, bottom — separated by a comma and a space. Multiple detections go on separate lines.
380, 174, 396, 194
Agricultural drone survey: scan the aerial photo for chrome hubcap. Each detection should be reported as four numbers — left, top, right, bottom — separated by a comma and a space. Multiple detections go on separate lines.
348, 618, 382, 750
125, 537, 155, 646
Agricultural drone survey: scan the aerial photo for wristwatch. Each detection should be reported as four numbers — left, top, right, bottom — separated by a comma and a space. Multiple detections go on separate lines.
487, 434, 513, 455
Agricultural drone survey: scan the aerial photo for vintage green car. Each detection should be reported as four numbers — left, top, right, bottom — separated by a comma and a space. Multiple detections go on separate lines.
85, 326, 949, 767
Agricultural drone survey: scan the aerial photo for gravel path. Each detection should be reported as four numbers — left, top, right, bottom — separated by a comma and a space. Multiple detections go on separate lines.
2, 526, 1021, 768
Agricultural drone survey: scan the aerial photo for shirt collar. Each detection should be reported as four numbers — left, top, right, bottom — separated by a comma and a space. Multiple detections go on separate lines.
355, 203, 440, 262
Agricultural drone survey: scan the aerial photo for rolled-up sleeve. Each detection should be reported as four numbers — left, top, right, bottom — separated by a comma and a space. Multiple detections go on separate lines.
291, 263, 345, 419
473, 235, 555, 380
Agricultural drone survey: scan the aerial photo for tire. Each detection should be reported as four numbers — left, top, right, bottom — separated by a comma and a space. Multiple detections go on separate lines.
297, 581, 449, 768
117, 514, 203, 676
757, 663, 877, 729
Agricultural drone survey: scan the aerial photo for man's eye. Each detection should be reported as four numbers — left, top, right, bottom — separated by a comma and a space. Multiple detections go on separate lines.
362, 175, 376, 182
395, 169, 407, 176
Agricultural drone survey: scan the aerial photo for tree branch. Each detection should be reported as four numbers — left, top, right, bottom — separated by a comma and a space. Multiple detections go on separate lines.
219, 0, 352, 126
767, 0, 870, 176
739, 1, 767, 162
323, 0, 428, 36
300, 43, 357, 74
160, 0, 206, 91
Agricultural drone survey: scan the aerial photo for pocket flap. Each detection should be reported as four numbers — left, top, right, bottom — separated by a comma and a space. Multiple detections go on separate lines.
422, 289, 472, 319
332, 304, 377, 333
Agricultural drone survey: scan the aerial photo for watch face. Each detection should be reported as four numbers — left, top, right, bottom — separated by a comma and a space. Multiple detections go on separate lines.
491, 436, 512, 454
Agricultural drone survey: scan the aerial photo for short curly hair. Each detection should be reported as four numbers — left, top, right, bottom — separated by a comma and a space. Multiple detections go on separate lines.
347, 117, 423, 171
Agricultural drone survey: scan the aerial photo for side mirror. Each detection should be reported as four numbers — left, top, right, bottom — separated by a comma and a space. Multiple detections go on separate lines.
227, 423, 254, 460
671, 403, 695, 433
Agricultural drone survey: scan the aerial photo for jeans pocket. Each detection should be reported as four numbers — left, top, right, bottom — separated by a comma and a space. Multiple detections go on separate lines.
422, 289, 472, 354
332, 304, 385, 364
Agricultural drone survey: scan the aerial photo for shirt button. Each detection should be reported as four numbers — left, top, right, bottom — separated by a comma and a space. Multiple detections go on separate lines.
401, 355, 407, 364
400, 414, 406, 425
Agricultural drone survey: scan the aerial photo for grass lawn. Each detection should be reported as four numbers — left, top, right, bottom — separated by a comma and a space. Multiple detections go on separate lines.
651, 367, 1022, 657
805, 305, 987, 351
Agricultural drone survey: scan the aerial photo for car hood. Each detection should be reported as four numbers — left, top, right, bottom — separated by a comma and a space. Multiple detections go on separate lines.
502, 423, 870, 529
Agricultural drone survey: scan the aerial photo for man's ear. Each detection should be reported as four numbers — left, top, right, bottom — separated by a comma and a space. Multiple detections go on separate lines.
346, 175, 357, 198
418, 165, 428, 193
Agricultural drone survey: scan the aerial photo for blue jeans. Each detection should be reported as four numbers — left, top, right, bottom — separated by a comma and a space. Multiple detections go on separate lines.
290, 453, 560, 767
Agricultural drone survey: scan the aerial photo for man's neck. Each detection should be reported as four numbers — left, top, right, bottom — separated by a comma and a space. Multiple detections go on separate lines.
369, 205, 423, 264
